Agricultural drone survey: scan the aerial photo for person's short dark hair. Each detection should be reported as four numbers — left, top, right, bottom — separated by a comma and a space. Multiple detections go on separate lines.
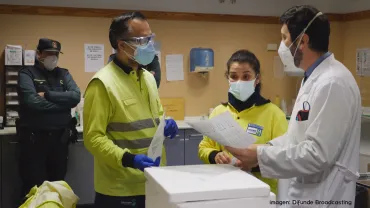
225, 50, 262, 94
280, 5, 330, 53
109, 12, 147, 49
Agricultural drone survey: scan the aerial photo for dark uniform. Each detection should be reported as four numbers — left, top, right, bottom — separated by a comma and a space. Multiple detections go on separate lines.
108, 53, 161, 88
17, 38, 81, 198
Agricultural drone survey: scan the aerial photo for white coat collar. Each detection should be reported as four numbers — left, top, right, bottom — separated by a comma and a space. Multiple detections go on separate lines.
297, 54, 335, 98
305, 54, 334, 83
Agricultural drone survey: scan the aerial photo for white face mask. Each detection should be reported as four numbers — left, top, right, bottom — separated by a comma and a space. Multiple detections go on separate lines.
41, 55, 58, 71
228, 79, 255, 102
278, 41, 304, 75
277, 12, 323, 75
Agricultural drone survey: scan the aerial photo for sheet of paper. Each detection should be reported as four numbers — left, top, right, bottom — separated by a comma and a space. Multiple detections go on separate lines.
147, 112, 166, 160
85, 44, 104, 72
6, 80, 17, 84
185, 111, 256, 148
7, 71, 18, 76
357, 48, 370, 76
166, 54, 184, 81
357, 49, 362, 76
5, 45, 22, 66
6, 92, 18, 97
24, 50, 36, 66
6, 100, 19, 105
362, 49, 370, 76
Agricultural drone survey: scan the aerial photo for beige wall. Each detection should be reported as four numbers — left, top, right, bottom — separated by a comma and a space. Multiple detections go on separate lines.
0, 14, 364, 116
343, 19, 370, 106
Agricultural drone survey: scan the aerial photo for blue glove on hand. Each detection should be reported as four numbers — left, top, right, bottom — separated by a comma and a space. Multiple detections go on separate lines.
164, 119, 178, 139
133, 155, 161, 172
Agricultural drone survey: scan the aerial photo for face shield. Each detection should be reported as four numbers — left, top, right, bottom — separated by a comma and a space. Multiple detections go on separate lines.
122, 33, 157, 66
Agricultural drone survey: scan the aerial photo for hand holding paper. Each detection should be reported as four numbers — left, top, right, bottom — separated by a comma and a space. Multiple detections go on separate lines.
214, 152, 231, 164
225, 144, 269, 171
133, 154, 161, 172
164, 119, 178, 139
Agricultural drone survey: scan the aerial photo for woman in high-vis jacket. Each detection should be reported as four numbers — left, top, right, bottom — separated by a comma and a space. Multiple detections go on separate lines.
198, 49, 288, 194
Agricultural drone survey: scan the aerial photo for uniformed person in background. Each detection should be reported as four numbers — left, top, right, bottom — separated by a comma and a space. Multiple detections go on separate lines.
108, 53, 161, 88
83, 11, 178, 207
17, 38, 81, 198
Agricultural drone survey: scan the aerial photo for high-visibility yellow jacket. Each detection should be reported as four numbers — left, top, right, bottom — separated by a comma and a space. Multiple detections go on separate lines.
83, 61, 165, 197
198, 102, 288, 194
19, 181, 79, 208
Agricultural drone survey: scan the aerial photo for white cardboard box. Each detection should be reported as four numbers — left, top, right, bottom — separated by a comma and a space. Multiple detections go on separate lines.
145, 164, 276, 208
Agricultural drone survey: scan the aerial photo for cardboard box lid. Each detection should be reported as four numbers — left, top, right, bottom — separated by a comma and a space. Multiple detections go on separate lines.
145, 164, 270, 203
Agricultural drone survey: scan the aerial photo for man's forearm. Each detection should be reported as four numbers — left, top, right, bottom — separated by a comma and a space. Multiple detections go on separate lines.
45, 90, 80, 107
22, 93, 68, 112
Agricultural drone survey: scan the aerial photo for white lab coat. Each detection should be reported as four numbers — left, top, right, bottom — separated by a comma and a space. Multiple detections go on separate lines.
257, 54, 361, 208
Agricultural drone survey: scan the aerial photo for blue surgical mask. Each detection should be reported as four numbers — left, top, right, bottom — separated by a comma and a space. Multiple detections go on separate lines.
228, 79, 256, 102
125, 41, 156, 66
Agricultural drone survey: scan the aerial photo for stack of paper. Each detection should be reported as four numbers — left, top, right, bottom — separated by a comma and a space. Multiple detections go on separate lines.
185, 111, 256, 148
6, 80, 17, 85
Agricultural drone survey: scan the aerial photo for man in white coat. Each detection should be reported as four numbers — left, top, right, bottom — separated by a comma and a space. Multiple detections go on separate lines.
226, 5, 361, 207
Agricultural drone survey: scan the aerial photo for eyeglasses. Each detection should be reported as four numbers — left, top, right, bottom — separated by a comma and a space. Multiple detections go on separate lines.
123, 33, 156, 46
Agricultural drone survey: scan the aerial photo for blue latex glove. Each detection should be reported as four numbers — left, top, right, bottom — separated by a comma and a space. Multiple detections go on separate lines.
154, 157, 161, 166
133, 155, 161, 172
164, 119, 178, 139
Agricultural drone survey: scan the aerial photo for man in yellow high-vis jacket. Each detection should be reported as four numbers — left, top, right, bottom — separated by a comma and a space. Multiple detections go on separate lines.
83, 12, 178, 208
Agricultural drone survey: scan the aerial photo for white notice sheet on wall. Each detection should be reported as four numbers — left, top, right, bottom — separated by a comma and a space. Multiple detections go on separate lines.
5, 45, 23, 66
24, 50, 36, 66
356, 48, 370, 76
85, 44, 104, 72
166, 54, 184, 81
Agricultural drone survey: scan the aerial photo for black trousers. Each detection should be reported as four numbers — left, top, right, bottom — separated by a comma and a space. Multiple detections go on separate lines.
19, 128, 69, 198
94, 192, 145, 208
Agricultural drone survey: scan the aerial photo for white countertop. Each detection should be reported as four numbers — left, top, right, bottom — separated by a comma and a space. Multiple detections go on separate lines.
0, 120, 192, 136
175, 120, 192, 129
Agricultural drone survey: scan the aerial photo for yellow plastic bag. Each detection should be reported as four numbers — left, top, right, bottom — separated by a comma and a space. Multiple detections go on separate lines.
19, 181, 79, 208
